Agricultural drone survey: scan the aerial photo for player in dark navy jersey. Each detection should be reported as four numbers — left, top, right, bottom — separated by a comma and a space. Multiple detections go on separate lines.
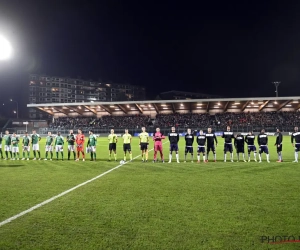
257, 129, 270, 163
184, 128, 194, 163
168, 127, 180, 163
291, 126, 300, 163
196, 130, 206, 163
205, 127, 218, 162
222, 126, 235, 162
245, 131, 257, 162
275, 128, 283, 162
234, 133, 246, 162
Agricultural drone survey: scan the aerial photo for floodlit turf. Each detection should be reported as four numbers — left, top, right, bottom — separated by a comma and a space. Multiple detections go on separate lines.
0, 136, 299, 250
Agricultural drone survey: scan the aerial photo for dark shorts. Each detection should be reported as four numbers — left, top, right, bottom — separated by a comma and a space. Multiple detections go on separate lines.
224, 143, 233, 153
185, 146, 193, 154
197, 146, 205, 153
248, 145, 256, 152
123, 143, 131, 152
276, 144, 282, 152
259, 145, 269, 154
140, 143, 148, 151
207, 144, 216, 153
109, 143, 116, 151
236, 146, 244, 153
295, 144, 300, 152
170, 144, 178, 152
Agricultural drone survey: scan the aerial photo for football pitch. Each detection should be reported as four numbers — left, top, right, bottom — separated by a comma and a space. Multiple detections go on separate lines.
0, 136, 299, 250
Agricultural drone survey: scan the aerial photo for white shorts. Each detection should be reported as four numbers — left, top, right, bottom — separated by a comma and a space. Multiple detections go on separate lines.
23, 146, 30, 152
45, 145, 53, 152
12, 147, 19, 153
55, 145, 63, 152
90, 146, 96, 152
4, 145, 11, 151
32, 144, 39, 151
68, 145, 75, 151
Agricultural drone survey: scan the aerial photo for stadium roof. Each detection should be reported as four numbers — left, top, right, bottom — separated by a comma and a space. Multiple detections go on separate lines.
27, 96, 300, 116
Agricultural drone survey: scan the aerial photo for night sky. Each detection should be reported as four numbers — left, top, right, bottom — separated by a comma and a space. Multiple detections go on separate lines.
1, 1, 300, 118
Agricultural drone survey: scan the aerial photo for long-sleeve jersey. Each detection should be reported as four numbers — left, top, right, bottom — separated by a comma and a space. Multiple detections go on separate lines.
234, 135, 245, 147
168, 132, 179, 144
153, 132, 165, 142
222, 131, 234, 143
245, 135, 255, 145
205, 133, 217, 145
197, 135, 206, 146
291, 131, 300, 144
76, 134, 85, 145
275, 132, 283, 145
185, 133, 194, 146
257, 133, 268, 145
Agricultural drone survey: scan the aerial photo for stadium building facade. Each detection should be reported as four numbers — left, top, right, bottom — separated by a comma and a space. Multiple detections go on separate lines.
28, 74, 146, 119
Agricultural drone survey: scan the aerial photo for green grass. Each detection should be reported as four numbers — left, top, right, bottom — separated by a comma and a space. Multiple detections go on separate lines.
0, 136, 299, 250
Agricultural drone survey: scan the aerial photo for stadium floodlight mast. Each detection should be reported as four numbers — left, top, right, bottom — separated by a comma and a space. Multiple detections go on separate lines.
10, 99, 18, 119
0, 35, 12, 60
272, 81, 281, 97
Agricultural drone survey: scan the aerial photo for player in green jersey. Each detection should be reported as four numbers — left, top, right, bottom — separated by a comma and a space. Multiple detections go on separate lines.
11, 132, 20, 160
139, 127, 149, 162
44, 131, 54, 161
22, 132, 31, 160
87, 130, 97, 161
31, 130, 41, 160
108, 129, 118, 161
0, 133, 3, 159
122, 129, 132, 161
67, 129, 76, 160
55, 132, 64, 160
3, 130, 12, 160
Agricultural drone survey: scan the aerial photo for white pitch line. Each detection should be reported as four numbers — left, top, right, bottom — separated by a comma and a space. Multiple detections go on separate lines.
0, 142, 167, 227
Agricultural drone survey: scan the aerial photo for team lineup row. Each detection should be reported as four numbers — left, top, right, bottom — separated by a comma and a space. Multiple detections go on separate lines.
0, 126, 300, 163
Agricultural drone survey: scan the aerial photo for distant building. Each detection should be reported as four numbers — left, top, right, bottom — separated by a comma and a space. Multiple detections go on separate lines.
28, 74, 146, 118
156, 90, 221, 100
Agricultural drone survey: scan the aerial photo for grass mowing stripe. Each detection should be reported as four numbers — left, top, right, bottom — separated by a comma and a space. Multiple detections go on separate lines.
0, 142, 166, 228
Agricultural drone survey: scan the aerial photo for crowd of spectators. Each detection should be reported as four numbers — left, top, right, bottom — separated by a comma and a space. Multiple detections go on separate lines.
48, 111, 300, 131
49, 115, 150, 130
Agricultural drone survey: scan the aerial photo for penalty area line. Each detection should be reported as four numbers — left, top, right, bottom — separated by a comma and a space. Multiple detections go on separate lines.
0, 143, 164, 228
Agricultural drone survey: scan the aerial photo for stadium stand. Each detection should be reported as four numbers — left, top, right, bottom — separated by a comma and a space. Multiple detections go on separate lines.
42, 111, 300, 134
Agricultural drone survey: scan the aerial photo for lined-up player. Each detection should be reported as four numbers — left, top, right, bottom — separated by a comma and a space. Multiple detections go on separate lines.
3, 130, 12, 160
234, 133, 246, 162
291, 126, 300, 163
275, 128, 283, 162
205, 128, 217, 162
139, 127, 149, 162
245, 131, 257, 162
168, 127, 180, 163
122, 129, 132, 162
22, 132, 31, 160
153, 127, 165, 163
44, 131, 53, 161
222, 126, 234, 162
11, 133, 20, 160
31, 130, 41, 160
108, 129, 117, 161
87, 130, 97, 161
184, 128, 194, 162
257, 129, 270, 163
55, 132, 64, 160
76, 129, 85, 161
196, 130, 206, 163
67, 130, 76, 160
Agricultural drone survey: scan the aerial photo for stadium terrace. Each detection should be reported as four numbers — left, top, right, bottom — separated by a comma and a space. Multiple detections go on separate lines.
27, 96, 300, 117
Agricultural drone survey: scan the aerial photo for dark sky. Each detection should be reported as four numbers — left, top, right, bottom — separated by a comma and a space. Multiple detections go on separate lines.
1, 0, 300, 117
